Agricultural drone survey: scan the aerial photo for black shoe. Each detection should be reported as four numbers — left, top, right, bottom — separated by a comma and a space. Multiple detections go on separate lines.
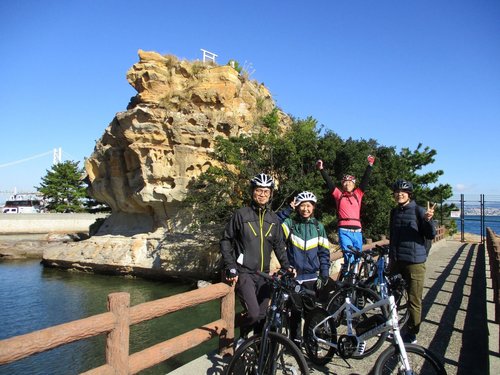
403, 333, 417, 344
290, 335, 303, 348
235, 337, 246, 350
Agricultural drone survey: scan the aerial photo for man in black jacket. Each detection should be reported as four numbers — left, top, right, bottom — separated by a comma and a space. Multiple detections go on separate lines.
220, 173, 291, 346
389, 179, 436, 344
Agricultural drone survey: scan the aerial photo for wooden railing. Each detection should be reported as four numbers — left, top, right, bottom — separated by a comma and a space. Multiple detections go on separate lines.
0, 282, 235, 374
434, 225, 446, 242
486, 227, 500, 324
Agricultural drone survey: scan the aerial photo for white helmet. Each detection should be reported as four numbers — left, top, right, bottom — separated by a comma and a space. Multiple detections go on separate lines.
250, 173, 275, 189
295, 191, 317, 205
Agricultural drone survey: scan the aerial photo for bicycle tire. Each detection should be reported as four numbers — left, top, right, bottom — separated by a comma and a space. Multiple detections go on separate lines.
326, 285, 389, 359
225, 331, 309, 375
303, 307, 336, 365
373, 343, 447, 375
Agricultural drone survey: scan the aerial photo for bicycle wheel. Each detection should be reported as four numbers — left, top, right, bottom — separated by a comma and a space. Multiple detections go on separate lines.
303, 307, 336, 365
225, 331, 309, 375
326, 285, 389, 359
373, 343, 447, 375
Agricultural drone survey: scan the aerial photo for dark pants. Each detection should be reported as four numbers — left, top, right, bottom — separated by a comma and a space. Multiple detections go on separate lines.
289, 280, 316, 342
392, 261, 426, 335
236, 272, 271, 338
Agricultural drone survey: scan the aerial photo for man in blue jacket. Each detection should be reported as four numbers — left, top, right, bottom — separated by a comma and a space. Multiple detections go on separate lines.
389, 179, 436, 344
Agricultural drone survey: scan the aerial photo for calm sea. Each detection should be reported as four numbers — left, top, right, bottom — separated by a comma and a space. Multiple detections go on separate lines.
0, 260, 220, 375
452, 215, 500, 236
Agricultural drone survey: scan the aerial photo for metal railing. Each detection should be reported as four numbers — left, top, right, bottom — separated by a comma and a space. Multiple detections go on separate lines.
446, 194, 500, 244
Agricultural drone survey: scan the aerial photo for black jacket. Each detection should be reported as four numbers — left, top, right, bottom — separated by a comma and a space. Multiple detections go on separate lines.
389, 200, 436, 264
220, 203, 290, 273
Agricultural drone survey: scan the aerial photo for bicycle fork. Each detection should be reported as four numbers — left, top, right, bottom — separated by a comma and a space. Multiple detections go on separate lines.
388, 296, 413, 374
257, 326, 271, 374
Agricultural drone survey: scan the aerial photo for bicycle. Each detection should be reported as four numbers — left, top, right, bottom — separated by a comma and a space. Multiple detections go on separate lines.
225, 269, 313, 375
314, 245, 391, 360
358, 244, 410, 328
309, 282, 389, 361
337, 245, 364, 284
303, 291, 447, 374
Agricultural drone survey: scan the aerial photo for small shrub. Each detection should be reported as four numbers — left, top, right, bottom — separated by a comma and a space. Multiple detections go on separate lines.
191, 60, 207, 76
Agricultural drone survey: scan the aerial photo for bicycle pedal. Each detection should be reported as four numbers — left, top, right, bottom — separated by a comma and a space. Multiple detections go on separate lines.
355, 341, 366, 355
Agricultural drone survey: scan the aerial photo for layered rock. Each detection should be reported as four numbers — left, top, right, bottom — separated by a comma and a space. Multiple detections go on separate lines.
84, 50, 290, 234
43, 50, 292, 280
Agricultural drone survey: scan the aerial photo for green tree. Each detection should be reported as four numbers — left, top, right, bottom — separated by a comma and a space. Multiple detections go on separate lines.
390, 143, 455, 228
183, 112, 453, 241
36, 161, 87, 213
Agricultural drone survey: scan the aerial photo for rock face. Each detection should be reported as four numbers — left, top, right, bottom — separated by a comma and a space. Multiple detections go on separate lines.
43, 50, 292, 280
84, 50, 290, 234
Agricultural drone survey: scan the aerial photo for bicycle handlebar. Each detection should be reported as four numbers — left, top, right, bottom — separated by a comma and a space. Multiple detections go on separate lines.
345, 245, 375, 262
256, 270, 316, 297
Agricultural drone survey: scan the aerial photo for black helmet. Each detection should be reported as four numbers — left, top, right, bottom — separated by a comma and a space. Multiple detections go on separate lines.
392, 179, 413, 193
250, 173, 275, 190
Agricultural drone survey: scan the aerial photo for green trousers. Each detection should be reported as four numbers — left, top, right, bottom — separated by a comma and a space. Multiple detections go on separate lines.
392, 261, 426, 335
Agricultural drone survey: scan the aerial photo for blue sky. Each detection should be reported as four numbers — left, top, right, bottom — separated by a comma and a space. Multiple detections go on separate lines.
1, 0, 499, 204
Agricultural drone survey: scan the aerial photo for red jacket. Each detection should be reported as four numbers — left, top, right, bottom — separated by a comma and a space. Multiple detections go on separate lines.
332, 187, 364, 228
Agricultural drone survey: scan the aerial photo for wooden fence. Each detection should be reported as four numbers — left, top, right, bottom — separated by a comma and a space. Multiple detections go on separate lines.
486, 227, 500, 324
0, 282, 235, 374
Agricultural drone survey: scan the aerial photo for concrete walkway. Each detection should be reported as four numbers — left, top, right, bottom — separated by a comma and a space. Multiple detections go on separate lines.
170, 239, 500, 374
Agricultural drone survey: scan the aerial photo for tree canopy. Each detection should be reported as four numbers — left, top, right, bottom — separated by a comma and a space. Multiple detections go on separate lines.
36, 161, 88, 213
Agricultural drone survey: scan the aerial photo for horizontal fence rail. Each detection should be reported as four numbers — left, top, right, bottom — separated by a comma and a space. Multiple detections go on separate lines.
0, 282, 235, 374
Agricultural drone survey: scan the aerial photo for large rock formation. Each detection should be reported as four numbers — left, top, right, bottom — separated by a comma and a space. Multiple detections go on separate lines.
43, 50, 291, 280
84, 50, 290, 235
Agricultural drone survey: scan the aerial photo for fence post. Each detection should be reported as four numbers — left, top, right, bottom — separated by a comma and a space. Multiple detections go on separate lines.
219, 283, 235, 356
107, 292, 130, 374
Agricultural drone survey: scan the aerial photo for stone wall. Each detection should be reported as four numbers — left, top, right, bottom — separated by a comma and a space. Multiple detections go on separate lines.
0, 213, 108, 234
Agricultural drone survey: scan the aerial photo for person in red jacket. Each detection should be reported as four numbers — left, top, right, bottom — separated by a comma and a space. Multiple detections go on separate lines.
316, 155, 375, 274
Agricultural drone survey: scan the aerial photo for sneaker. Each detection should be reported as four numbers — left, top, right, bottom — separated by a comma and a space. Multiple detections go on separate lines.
235, 337, 246, 350
292, 338, 302, 348
403, 333, 417, 344
355, 341, 366, 355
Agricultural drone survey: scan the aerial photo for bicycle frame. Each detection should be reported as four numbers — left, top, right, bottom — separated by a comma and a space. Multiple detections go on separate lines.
312, 294, 414, 372
340, 246, 363, 283
256, 275, 291, 372
372, 251, 389, 297
254, 271, 313, 374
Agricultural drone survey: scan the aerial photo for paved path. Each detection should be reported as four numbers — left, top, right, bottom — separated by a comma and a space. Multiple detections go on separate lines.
170, 239, 499, 374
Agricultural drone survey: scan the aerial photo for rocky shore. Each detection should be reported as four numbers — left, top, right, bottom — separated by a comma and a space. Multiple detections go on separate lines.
0, 233, 88, 260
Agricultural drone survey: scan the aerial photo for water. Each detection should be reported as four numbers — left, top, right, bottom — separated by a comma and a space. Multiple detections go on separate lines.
0, 260, 220, 375
452, 215, 500, 236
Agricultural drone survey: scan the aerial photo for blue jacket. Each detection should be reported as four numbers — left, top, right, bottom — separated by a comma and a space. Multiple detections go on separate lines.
278, 207, 330, 281
389, 200, 436, 264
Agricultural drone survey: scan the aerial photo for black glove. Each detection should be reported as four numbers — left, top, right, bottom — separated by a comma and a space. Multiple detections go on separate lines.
225, 268, 238, 279
316, 275, 329, 290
